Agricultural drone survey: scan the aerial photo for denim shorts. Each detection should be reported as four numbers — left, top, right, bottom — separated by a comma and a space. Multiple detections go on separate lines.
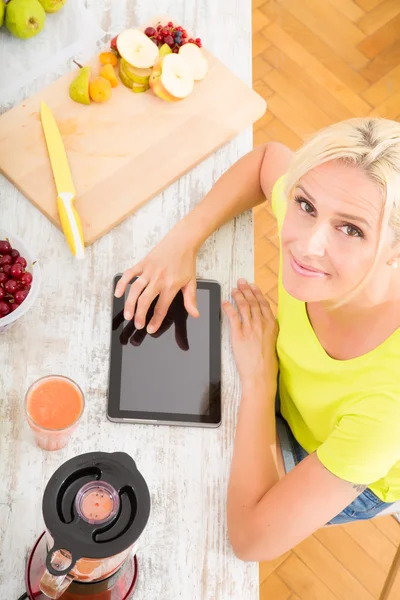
276, 413, 394, 525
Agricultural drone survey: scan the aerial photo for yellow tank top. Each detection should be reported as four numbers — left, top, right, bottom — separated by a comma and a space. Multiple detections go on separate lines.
272, 175, 400, 502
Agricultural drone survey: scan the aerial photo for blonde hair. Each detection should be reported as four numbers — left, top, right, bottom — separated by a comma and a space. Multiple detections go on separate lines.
283, 117, 400, 304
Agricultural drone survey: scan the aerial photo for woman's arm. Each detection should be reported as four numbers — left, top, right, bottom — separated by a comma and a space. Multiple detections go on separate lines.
224, 280, 370, 562
116, 142, 293, 332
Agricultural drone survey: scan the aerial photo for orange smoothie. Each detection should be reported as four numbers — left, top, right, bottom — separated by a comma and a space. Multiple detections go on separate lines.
25, 376, 84, 450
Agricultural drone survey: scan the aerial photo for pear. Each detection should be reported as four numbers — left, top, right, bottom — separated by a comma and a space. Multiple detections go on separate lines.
159, 43, 172, 58
69, 62, 91, 106
0, 1, 6, 27
37, 0, 66, 13
5, 0, 46, 39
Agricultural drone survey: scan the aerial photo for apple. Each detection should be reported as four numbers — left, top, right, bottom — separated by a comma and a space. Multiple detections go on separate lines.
117, 29, 159, 69
132, 81, 149, 94
150, 54, 194, 103
178, 43, 208, 81
119, 61, 150, 93
120, 58, 151, 85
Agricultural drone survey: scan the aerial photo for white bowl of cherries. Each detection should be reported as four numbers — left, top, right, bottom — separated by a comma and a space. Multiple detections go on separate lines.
0, 229, 41, 333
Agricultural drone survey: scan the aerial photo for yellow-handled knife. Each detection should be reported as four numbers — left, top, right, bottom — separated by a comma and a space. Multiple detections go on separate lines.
40, 102, 85, 259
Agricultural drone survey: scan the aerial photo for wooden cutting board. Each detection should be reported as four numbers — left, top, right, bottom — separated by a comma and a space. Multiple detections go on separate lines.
0, 50, 266, 245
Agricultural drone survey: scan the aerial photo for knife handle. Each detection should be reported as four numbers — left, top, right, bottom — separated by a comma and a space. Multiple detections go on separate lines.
57, 194, 85, 260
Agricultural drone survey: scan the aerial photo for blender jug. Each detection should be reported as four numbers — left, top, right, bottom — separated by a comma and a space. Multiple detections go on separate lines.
26, 451, 151, 599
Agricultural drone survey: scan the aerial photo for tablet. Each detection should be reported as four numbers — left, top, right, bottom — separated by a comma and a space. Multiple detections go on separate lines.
107, 276, 221, 427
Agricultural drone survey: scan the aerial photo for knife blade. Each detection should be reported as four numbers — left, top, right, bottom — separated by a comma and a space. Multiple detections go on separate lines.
40, 102, 85, 259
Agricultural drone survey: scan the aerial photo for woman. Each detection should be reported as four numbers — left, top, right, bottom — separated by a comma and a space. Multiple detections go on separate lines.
115, 118, 400, 561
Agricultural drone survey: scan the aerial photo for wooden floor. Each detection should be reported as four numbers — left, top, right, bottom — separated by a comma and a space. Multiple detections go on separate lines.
252, 0, 400, 598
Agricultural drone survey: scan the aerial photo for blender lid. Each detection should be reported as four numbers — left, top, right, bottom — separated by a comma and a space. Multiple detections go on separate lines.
42, 451, 151, 574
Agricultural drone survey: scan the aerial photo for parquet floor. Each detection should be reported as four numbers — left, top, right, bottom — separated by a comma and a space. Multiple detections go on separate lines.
252, 1, 400, 598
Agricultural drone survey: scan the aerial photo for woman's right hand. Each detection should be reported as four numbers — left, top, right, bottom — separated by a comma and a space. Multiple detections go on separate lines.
114, 230, 199, 334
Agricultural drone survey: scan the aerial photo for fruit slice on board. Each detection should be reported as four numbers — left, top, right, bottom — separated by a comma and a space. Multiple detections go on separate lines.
132, 82, 150, 94
100, 64, 119, 87
69, 65, 91, 105
117, 29, 159, 69
119, 63, 133, 89
150, 54, 194, 102
178, 43, 208, 81
120, 58, 151, 85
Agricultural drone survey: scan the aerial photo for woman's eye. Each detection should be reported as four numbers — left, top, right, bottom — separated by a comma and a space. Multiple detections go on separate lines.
295, 196, 314, 214
301, 201, 314, 213
340, 224, 363, 238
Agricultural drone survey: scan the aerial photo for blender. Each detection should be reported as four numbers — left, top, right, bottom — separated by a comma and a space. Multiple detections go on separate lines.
23, 451, 151, 599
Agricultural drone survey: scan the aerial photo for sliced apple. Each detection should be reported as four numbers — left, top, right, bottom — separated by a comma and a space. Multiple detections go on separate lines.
132, 81, 149, 94
151, 54, 194, 102
119, 62, 133, 89
178, 43, 208, 81
117, 29, 159, 69
120, 58, 151, 85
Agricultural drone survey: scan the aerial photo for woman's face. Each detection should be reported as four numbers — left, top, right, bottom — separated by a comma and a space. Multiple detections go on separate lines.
281, 161, 397, 304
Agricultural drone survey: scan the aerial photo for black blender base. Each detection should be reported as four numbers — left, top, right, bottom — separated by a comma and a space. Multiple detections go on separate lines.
25, 533, 139, 599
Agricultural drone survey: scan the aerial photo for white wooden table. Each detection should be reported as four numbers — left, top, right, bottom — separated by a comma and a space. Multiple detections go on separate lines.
0, 1, 256, 598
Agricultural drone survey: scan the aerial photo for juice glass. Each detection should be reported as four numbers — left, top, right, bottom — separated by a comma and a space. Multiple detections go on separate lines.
25, 375, 85, 450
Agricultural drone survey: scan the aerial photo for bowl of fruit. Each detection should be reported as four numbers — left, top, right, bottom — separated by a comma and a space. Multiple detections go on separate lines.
0, 230, 41, 333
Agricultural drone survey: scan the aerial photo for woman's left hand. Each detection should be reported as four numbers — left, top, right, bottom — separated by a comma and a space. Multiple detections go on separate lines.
223, 279, 279, 386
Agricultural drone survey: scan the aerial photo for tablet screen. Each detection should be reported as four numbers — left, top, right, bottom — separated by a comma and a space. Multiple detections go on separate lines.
108, 277, 221, 426
121, 289, 210, 415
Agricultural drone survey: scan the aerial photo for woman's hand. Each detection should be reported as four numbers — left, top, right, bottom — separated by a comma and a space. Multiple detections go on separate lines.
114, 229, 199, 334
223, 279, 278, 385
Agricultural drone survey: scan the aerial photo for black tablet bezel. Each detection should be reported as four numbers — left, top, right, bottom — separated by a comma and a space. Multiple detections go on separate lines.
107, 276, 221, 426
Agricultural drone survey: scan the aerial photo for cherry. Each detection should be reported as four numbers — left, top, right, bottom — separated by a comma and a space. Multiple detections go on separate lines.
168, 21, 174, 27
20, 272, 33, 286
14, 256, 27, 268
0, 254, 12, 266
164, 35, 174, 47
10, 303, 19, 312
10, 249, 20, 260
10, 263, 24, 279
0, 288, 4, 300
15, 289, 28, 305
0, 301, 10, 316
144, 26, 156, 37
0, 240, 11, 254
188, 38, 194, 43
0, 273, 7, 285
4, 279, 18, 294
3, 264, 11, 276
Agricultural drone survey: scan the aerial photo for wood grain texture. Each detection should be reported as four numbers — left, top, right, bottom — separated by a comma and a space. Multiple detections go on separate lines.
0, 52, 265, 246
259, 5, 370, 95
0, 1, 258, 599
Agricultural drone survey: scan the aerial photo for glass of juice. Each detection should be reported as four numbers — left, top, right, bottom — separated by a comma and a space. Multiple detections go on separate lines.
25, 375, 85, 451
